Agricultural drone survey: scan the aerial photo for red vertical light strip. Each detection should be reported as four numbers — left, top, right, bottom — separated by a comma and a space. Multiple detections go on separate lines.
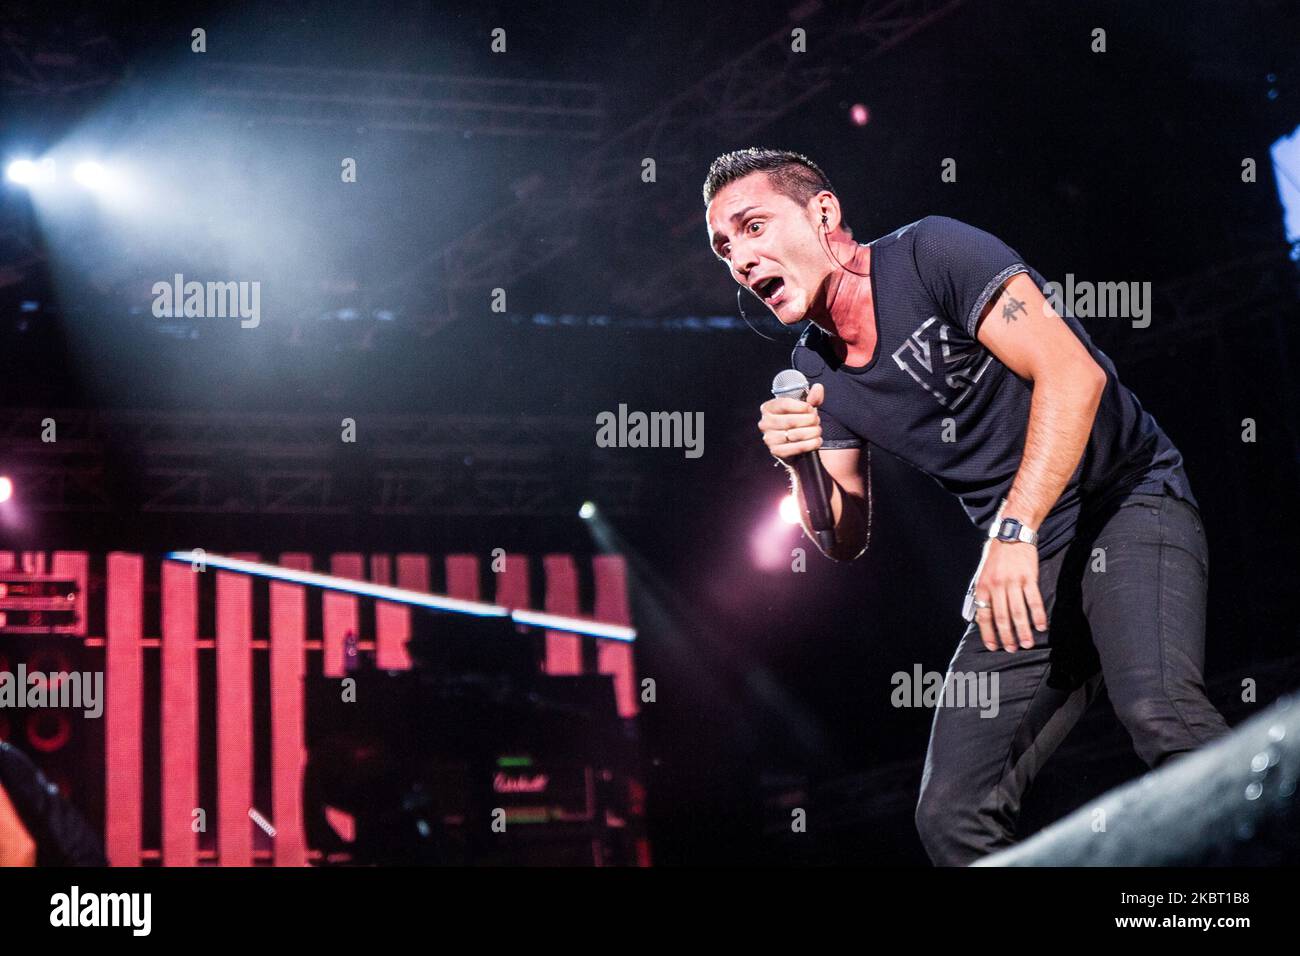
371, 554, 407, 671
592, 554, 638, 718
323, 553, 364, 678
270, 552, 311, 867
105, 553, 143, 867
444, 555, 480, 600
216, 552, 256, 866
390, 554, 431, 671
542, 555, 582, 675
493, 553, 530, 610
160, 559, 198, 866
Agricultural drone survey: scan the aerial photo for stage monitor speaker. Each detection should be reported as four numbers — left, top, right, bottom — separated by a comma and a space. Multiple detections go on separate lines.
976, 692, 1300, 866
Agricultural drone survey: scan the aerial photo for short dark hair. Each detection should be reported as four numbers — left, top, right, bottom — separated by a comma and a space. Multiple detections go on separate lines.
702, 147, 849, 233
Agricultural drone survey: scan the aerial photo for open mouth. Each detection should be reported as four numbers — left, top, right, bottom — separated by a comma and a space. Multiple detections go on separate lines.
755, 276, 785, 305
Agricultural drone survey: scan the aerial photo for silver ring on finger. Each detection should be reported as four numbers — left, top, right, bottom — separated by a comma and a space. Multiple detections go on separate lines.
972, 598, 991, 610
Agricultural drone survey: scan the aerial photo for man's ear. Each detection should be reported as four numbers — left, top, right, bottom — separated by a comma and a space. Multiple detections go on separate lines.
813, 190, 841, 228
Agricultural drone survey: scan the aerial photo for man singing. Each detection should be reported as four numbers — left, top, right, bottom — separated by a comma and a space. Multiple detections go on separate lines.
703, 147, 1231, 865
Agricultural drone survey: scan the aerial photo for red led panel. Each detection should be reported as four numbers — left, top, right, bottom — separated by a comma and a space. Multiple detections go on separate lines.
371, 554, 405, 672
543, 554, 582, 676
493, 553, 530, 610
322, 553, 364, 678
216, 553, 257, 866
104, 553, 143, 866
445, 554, 479, 600
593, 554, 637, 718
160, 559, 198, 866
389, 554, 432, 671
270, 552, 311, 867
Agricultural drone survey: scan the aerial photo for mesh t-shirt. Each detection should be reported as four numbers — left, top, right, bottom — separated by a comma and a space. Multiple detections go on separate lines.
793, 215, 1197, 559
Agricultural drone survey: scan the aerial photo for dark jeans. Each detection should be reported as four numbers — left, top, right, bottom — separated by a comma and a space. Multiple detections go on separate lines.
914, 490, 1231, 866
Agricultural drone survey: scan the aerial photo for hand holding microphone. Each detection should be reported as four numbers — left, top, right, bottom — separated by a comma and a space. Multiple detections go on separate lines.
760, 377, 826, 461
761, 370, 837, 552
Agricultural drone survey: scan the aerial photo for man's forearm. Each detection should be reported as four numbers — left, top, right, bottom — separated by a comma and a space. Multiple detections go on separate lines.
788, 467, 870, 560
1003, 370, 1107, 529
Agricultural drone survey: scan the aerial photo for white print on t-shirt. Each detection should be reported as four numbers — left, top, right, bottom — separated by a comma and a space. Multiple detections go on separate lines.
892, 316, 994, 410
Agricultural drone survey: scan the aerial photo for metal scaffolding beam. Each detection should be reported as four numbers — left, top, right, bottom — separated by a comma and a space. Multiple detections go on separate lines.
423, 0, 967, 319
0, 408, 644, 517
194, 62, 608, 140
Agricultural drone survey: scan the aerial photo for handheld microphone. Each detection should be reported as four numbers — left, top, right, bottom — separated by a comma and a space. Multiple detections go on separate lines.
771, 369, 837, 554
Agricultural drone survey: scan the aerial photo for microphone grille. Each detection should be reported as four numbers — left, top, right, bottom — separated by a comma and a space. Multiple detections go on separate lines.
771, 368, 810, 399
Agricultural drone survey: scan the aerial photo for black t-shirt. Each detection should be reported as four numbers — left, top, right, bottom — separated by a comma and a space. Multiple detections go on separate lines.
793, 215, 1197, 559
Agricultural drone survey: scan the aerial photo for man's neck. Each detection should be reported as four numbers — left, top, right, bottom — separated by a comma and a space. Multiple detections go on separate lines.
817, 240, 874, 350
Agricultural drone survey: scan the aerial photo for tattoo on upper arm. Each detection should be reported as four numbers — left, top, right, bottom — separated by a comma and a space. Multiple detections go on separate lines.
1001, 293, 1028, 324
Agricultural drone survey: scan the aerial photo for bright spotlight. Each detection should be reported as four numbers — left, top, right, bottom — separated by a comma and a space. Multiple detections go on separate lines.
5, 157, 55, 187
6, 159, 38, 185
579, 501, 597, 520
778, 493, 802, 525
73, 161, 108, 189
0, 477, 12, 503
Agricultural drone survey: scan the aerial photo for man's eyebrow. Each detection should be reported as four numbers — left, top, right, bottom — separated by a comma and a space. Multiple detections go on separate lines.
710, 205, 763, 249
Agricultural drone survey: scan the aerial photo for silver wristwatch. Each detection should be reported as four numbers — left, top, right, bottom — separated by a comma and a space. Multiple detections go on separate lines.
987, 498, 1038, 545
